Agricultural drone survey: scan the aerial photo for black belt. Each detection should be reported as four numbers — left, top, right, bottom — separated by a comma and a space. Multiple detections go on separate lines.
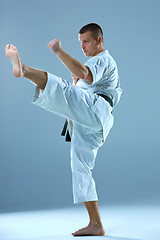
97, 94, 113, 107
61, 119, 71, 142
61, 94, 113, 142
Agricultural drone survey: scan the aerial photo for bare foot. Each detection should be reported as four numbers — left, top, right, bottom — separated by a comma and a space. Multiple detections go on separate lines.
72, 222, 105, 236
5, 44, 23, 77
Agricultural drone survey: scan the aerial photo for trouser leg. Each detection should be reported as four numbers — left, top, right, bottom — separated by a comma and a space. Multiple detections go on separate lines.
70, 122, 103, 204
33, 72, 102, 132
32, 72, 112, 204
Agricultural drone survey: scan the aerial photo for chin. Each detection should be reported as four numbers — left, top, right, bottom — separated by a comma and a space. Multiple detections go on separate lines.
84, 52, 91, 57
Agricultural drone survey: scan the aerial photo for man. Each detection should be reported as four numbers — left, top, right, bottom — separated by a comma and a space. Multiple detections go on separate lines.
5, 23, 122, 236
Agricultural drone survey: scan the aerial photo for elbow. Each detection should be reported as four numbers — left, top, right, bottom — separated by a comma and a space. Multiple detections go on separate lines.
77, 66, 93, 83
81, 67, 89, 80
82, 67, 93, 83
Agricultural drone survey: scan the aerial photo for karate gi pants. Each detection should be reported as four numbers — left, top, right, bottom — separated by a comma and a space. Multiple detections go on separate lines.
32, 72, 113, 204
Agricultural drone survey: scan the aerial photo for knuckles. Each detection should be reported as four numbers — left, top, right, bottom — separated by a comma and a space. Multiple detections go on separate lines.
48, 39, 61, 53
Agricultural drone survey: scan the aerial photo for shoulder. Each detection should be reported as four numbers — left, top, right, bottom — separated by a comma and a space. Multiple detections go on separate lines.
85, 50, 109, 67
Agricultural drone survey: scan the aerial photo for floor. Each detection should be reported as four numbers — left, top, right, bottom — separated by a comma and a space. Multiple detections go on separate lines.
0, 204, 159, 240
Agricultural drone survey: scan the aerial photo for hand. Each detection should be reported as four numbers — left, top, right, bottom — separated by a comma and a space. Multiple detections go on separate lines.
71, 73, 79, 81
48, 39, 62, 56
71, 73, 79, 86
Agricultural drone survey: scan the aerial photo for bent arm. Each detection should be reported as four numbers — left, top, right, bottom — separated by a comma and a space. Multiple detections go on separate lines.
48, 39, 93, 83
57, 49, 93, 83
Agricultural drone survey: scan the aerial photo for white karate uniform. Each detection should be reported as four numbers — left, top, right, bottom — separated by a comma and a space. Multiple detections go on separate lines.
32, 50, 122, 204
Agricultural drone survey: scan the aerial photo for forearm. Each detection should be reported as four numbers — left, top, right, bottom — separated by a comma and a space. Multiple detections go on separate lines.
48, 38, 93, 83
56, 49, 88, 79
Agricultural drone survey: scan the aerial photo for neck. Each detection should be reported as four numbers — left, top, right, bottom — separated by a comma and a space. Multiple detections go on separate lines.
92, 45, 105, 57
98, 46, 105, 54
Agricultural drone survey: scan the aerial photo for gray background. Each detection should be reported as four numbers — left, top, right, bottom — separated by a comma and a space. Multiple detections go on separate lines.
0, 0, 159, 213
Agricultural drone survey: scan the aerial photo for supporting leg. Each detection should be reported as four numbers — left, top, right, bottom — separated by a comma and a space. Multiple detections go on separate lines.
72, 201, 105, 236
84, 201, 104, 226
5, 44, 47, 90
71, 123, 105, 236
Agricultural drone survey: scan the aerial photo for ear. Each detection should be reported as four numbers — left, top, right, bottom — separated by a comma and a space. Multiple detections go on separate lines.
97, 36, 103, 45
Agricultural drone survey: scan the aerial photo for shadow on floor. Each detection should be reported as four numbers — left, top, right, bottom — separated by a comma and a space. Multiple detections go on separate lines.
11, 235, 141, 240
106, 235, 141, 240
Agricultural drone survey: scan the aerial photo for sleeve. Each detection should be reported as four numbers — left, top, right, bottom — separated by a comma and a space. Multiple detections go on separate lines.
84, 57, 108, 84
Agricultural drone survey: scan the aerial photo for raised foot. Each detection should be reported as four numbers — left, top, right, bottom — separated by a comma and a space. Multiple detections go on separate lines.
72, 223, 105, 236
5, 44, 23, 77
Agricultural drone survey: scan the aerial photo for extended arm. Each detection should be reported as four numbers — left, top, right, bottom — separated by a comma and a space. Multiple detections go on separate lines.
48, 39, 93, 83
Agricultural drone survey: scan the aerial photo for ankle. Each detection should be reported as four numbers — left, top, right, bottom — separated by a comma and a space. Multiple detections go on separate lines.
89, 220, 103, 228
21, 62, 25, 77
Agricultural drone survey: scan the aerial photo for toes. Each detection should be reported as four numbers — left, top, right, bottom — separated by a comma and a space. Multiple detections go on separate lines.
11, 44, 17, 50
5, 44, 17, 50
72, 231, 77, 236
72, 230, 80, 236
6, 44, 10, 49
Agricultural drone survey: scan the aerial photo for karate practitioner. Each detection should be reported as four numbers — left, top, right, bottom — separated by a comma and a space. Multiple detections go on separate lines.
5, 23, 122, 236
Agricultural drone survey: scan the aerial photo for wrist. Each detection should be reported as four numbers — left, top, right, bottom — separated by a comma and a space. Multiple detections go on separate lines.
55, 48, 64, 57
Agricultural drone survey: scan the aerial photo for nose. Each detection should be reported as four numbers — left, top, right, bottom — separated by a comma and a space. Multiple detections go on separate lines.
81, 43, 85, 50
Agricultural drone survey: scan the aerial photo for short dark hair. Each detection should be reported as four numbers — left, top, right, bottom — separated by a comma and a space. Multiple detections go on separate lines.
79, 23, 103, 41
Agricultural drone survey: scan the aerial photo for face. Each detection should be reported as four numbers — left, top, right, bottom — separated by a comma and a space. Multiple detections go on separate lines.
79, 31, 101, 57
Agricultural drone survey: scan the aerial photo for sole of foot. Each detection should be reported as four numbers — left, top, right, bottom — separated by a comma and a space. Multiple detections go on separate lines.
5, 44, 22, 78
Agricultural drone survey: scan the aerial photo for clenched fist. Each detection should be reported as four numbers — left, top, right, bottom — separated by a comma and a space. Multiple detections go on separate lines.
48, 39, 62, 55
71, 73, 79, 86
